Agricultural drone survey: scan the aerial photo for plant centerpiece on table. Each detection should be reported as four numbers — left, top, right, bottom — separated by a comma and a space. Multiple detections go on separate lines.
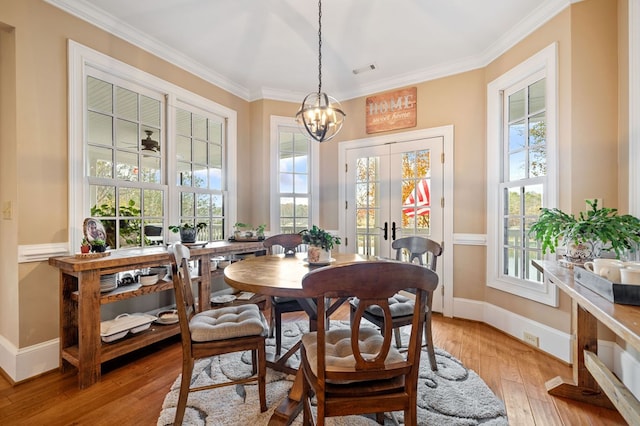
168, 222, 207, 243
528, 199, 640, 263
300, 225, 341, 264
90, 238, 107, 253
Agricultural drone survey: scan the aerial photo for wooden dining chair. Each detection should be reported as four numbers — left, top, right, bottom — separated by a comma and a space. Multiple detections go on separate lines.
350, 236, 443, 370
262, 233, 308, 355
170, 243, 268, 425
300, 261, 439, 425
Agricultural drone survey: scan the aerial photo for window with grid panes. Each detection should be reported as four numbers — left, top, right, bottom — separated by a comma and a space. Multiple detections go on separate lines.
501, 78, 546, 284
86, 75, 165, 249
174, 106, 226, 241
277, 125, 311, 233
76, 44, 234, 250
486, 43, 558, 306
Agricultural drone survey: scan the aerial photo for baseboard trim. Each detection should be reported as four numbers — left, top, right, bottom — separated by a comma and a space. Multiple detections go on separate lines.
4, 298, 639, 401
0, 335, 59, 382
453, 297, 640, 401
454, 297, 571, 362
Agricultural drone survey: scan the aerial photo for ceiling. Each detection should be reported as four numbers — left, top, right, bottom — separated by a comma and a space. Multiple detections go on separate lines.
47, 0, 575, 102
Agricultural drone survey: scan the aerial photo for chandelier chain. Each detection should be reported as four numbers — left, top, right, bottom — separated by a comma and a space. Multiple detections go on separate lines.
317, 0, 322, 94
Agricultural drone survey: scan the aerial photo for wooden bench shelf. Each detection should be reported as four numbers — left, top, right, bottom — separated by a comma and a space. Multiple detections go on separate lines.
49, 241, 265, 389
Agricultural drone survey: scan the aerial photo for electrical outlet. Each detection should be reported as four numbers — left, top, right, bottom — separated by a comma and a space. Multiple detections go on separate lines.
523, 332, 539, 347
2, 201, 11, 220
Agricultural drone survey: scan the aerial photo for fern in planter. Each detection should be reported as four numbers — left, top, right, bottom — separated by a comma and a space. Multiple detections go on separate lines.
300, 225, 341, 250
300, 225, 341, 264
529, 199, 640, 259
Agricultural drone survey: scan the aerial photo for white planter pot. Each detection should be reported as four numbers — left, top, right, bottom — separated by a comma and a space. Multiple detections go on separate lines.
307, 245, 330, 263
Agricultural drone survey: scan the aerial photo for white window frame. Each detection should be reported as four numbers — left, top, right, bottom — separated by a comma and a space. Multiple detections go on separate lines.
269, 116, 319, 233
68, 40, 238, 250
486, 43, 559, 306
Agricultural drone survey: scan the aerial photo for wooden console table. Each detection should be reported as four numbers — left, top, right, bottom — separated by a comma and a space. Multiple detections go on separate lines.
49, 241, 264, 389
533, 260, 640, 424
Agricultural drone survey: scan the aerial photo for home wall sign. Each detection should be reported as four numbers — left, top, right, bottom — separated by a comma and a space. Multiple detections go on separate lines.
366, 87, 417, 134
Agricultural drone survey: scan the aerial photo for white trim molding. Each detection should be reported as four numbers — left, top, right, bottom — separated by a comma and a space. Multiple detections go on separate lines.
0, 335, 59, 383
452, 233, 487, 246
18, 243, 69, 263
453, 297, 569, 363
45, 0, 574, 102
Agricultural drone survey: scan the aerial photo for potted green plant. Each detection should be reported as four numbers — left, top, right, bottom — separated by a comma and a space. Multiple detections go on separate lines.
255, 224, 266, 239
169, 222, 207, 243
80, 237, 91, 254
90, 238, 107, 253
529, 199, 640, 262
300, 225, 341, 264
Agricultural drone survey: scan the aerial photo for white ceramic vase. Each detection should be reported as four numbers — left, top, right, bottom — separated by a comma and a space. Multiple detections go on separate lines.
307, 245, 330, 263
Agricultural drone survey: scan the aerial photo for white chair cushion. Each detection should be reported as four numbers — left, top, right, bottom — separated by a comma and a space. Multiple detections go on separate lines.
301, 327, 405, 382
190, 304, 266, 342
351, 294, 415, 318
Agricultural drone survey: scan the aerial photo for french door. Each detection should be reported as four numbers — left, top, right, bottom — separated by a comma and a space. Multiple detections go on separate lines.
345, 137, 444, 310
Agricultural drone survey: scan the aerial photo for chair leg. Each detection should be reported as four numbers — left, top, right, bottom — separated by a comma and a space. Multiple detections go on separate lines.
275, 308, 283, 355
257, 341, 267, 412
269, 298, 276, 338
424, 312, 437, 371
393, 327, 403, 348
251, 349, 257, 375
174, 357, 194, 425
375, 412, 385, 424
302, 373, 314, 426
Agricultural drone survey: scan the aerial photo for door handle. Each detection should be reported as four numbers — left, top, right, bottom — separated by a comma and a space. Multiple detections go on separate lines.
391, 221, 397, 240
377, 222, 388, 240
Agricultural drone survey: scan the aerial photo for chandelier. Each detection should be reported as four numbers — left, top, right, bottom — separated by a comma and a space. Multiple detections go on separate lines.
295, 0, 345, 143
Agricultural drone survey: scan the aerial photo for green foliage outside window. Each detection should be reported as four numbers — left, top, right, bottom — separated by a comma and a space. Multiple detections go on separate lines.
91, 199, 143, 248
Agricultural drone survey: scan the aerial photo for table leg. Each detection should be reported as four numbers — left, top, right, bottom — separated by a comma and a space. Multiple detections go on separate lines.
76, 270, 102, 388
268, 370, 305, 426
545, 300, 614, 408
197, 256, 212, 312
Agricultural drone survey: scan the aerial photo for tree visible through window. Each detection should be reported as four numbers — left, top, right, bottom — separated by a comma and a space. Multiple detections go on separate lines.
175, 107, 226, 241
86, 75, 165, 249
502, 78, 546, 284
487, 43, 557, 305
277, 126, 311, 233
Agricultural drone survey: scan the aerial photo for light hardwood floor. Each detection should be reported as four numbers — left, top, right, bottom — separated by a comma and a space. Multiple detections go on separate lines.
0, 308, 627, 425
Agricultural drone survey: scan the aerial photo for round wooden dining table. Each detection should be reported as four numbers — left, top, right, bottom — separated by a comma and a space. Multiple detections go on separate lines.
223, 251, 368, 297
223, 251, 371, 425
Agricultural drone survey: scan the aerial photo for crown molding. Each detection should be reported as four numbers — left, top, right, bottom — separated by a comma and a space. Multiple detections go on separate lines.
45, 0, 575, 102
44, 0, 250, 100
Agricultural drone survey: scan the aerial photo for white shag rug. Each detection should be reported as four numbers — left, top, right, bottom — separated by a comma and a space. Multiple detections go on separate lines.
157, 321, 508, 425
